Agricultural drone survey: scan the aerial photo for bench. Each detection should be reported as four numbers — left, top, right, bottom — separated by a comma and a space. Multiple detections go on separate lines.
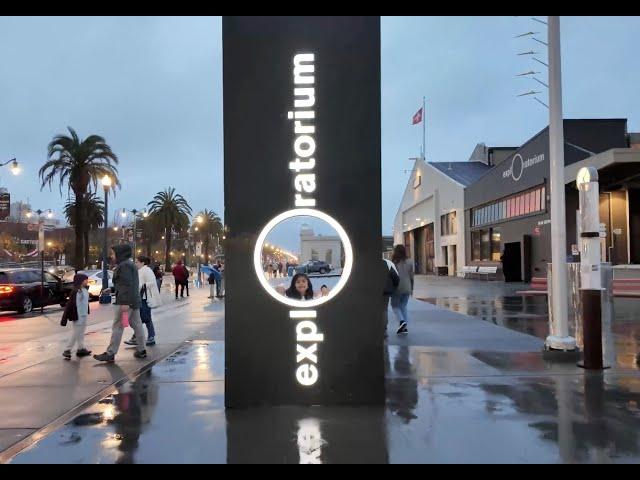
476, 266, 498, 281
516, 277, 548, 296
458, 266, 478, 279
612, 278, 640, 298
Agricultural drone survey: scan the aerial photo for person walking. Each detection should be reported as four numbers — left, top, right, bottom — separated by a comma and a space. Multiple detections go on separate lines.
153, 264, 163, 292
61, 273, 92, 359
94, 244, 147, 362
208, 266, 222, 299
125, 256, 162, 348
391, 245, 414, 335
383, 258, 400, 339
172, 260, 188, 300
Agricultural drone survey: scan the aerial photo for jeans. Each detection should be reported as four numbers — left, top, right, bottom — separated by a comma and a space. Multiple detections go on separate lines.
107, 306, 146, 355
139, 299, 156, 339
391, 293, 410, 325
175, 281, 185, 298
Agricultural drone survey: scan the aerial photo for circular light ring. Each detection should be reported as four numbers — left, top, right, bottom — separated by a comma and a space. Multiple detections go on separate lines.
253, 208, 353, 308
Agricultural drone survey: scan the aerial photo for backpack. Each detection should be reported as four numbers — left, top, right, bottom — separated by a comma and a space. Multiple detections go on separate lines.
383, 259, 400, 296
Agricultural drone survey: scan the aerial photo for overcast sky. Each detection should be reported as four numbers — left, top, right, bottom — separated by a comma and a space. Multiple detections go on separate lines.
0, 16, 638, 243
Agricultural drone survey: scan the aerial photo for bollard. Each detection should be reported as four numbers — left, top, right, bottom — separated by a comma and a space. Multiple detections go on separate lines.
579, 288, 605, 370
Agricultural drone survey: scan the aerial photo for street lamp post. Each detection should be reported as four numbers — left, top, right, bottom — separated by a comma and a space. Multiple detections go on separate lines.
100, 175, 112, 304
0, 158, 21, 176
120, 208, 148, 258
26, 208, 53, 313
545, 16, 576, 351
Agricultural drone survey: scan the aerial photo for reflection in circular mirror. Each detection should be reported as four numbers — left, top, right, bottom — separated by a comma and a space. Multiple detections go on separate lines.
253, 209, 353, 308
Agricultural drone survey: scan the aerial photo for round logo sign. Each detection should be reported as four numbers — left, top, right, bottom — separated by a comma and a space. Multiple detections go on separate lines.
253, 208, 353, 308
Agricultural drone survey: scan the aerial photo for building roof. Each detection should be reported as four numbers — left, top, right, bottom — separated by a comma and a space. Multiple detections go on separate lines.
427, 161, 491, 187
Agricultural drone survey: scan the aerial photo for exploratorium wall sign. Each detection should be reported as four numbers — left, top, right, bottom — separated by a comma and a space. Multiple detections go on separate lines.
223, 16, 384, 407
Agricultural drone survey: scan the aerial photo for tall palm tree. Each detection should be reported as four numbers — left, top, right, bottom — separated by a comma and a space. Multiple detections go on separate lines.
194, 209, 223, 264
64, 193, 105, 268
40, 127, 119, 269
147, 188, 192, 270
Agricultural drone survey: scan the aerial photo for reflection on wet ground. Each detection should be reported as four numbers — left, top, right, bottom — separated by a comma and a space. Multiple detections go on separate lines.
415, 277, 640, 370
10, 341, 640, 464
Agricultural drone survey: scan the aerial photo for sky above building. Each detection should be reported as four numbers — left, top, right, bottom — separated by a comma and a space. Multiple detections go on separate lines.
0, 16, 638, 238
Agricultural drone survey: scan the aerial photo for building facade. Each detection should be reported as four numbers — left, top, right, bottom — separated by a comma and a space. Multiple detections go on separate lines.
464, 119, 640, 281
393, 157, 489, 275
299, 224, 343, 267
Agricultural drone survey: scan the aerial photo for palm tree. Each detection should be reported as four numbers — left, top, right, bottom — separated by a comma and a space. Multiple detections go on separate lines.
147, 188, 192, 270
194, 209, 223, 264
40, 127, 119, 269
64, 193, 105, 268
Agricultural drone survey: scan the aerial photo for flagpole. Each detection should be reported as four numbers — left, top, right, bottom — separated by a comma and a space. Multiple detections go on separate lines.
422, 96, 426, 160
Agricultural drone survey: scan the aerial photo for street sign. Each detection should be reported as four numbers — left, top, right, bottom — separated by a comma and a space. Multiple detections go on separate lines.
0, 192, 9, 220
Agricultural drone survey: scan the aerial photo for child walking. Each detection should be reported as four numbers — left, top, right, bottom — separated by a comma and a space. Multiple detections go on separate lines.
61, 273, 92, 359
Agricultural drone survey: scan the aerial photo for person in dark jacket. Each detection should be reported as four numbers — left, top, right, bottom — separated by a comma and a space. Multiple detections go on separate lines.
383, 259, 400, 338
172, 260, 188, 300
61, 273, 91, 359
94, 244, 147, 362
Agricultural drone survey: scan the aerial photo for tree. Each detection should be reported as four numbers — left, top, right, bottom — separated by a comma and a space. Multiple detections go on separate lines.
147, 188, 192, 270
194, 209, 223, 264
39, 127, 119, 269
64, 193, 104, 268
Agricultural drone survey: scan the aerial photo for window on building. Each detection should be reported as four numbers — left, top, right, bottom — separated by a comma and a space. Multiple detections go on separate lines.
481, 230, 490, 261
325, 250, 332, 264
311, 249, 319, 261
441, 211, 457, 236
472, 231, 481, 261
491, 228, 501, 261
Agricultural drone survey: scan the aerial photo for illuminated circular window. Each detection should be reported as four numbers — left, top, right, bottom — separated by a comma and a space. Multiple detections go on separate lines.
253, 208, 353, 308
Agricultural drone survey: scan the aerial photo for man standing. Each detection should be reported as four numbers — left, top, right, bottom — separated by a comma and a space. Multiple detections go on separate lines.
94, 244, 147, 362
172, 260, 188, 300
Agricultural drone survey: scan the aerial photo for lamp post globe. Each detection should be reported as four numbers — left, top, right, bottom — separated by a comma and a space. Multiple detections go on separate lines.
100, 175, 112, 304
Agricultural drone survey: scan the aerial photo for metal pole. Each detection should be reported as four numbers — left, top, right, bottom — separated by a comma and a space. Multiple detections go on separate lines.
545, 16, 576, 351
422, 96, 426, 160
40, 220, 44, 313
133, 213, 137, 257
100, 187, 111, 303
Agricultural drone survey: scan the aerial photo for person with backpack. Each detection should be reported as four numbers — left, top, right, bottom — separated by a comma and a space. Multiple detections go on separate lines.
125, 256, 163, 348
61, 273, 92, 359
391, 245, 414, 335
383, 258, 400, 338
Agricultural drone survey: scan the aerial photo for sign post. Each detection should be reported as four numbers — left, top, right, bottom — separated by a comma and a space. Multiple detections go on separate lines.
223, 16, 383, 407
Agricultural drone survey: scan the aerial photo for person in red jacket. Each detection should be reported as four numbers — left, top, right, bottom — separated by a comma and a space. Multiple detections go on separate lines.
172, 260, 189, 300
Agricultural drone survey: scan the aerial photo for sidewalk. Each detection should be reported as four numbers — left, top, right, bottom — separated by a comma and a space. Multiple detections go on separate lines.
6, 296, 640, 463
0, 286, 223, 458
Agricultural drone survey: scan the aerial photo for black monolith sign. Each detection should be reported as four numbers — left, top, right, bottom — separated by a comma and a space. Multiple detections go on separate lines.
224, 16, 383, 407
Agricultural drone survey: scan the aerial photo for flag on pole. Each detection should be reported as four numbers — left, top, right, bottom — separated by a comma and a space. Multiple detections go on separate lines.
412, 107, 423, 125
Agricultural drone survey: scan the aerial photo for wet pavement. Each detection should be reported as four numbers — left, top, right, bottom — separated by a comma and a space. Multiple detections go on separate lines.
414, 275, 640, 370
7, 293, 640, 464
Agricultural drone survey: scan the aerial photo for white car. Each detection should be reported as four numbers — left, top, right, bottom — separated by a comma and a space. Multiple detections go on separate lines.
63, 269, 114, 299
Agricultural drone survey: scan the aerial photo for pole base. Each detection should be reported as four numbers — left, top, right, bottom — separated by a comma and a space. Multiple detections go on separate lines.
99, 294, 112, 305
545, 335, 577, 352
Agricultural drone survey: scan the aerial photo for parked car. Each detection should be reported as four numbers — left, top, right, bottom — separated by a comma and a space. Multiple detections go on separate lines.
0, 268, 67, 314
296, 260, 333, 275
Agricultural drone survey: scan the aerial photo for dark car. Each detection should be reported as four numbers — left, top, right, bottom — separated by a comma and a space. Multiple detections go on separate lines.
0, 268, 68, 314
296, 260, 332, 275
